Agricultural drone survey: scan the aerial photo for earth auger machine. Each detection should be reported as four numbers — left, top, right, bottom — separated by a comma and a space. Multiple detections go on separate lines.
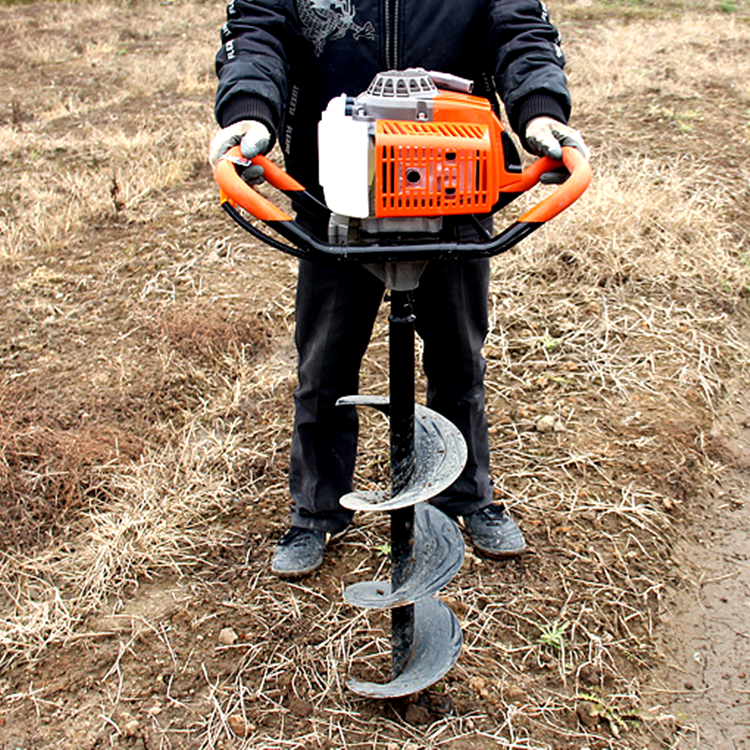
213, 68, 592, 699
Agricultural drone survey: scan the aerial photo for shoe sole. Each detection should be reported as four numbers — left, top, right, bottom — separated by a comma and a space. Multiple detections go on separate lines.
271, 561, 323, 578
467, 538, 526, 559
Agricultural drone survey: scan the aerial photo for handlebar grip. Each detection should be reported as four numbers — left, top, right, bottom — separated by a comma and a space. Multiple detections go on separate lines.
517, 147, 592, 224
213, 147, 293, 222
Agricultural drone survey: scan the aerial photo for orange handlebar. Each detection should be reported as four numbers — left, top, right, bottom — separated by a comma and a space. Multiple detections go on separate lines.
213, 147, 294, 222
517, 147, 592, 224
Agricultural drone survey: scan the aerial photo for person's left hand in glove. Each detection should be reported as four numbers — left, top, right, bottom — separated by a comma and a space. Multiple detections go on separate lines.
525, 117, 590, 184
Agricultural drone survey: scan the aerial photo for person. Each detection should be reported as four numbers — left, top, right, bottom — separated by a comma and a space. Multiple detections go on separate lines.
209, 0, 589, 577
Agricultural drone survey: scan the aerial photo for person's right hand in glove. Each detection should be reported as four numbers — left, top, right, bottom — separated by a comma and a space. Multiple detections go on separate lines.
208, 120, 271, 185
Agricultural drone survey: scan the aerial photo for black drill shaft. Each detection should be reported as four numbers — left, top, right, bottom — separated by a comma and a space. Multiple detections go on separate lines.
388, 289, 416, 678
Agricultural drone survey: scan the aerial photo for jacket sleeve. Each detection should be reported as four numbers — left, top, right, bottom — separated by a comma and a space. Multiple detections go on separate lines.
486, 0, 571, 143
214, 0, 297, 142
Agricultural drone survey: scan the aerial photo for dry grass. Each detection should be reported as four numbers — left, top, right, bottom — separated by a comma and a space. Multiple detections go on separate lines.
1, 1, 750, 748
556, 0, 750, 21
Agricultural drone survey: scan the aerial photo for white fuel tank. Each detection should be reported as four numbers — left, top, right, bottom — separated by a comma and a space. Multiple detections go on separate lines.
317, 94, 371, 219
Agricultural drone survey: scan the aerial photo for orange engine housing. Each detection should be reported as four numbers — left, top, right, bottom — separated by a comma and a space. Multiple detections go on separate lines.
373, 91, 508, 218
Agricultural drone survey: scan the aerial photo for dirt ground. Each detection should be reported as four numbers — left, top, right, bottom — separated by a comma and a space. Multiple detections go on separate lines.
1, 1, 750, 748
654, 386, 750, 749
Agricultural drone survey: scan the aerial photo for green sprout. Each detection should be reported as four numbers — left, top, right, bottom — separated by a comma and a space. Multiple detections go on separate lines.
536, 620, 570, 650
541, 331, 560, 351
578, 692, 642, 738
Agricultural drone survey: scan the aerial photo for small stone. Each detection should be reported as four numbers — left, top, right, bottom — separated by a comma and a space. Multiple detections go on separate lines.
122, 718, 140, 737
227, 714, 255, 737
404, 704, 431, 725
218, 627, 239, 646
146, 703, 162, 717
535, 414, 558, 433
468, 676, 487, 693
504, 685, 525, 703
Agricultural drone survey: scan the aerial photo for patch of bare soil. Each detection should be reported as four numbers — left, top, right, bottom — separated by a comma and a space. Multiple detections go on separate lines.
2, 2, 750, 749
650, 387, 750, 749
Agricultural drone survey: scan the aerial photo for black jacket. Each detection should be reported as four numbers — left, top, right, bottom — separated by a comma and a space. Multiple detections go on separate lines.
215, 0, 571, 192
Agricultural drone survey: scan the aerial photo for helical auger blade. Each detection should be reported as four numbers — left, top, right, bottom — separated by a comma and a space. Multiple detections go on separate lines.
344, 503, 464, 608
337, 396, 468, 513
347, 596, 462, 699
337, 395, 467, 698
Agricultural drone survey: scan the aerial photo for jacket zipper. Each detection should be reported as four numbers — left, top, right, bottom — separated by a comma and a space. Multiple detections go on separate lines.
384, 0, 399, 69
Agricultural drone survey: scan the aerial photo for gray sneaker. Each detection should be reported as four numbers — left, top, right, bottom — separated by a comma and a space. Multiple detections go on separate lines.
462, 504, 526, 558
271, 526, 328, 578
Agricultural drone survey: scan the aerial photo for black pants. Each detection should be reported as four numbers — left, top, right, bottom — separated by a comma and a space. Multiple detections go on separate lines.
288, 257, 493, 533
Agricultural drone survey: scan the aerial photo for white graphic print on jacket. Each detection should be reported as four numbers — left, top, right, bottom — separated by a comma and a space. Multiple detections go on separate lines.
297, 0, 375, 56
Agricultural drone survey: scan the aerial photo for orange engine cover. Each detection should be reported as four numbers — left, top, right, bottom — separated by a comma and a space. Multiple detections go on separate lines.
373, 91, 508, 218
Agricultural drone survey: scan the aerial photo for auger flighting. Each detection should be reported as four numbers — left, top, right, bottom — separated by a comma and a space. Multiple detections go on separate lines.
337, 283, 467, 696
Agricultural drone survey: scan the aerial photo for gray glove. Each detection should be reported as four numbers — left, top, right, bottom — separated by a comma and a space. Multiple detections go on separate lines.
525, 117, 590, 184
208, 120, 271, 185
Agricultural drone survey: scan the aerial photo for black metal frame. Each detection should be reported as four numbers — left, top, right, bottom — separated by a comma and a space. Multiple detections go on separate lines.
222, 200, 536, 263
